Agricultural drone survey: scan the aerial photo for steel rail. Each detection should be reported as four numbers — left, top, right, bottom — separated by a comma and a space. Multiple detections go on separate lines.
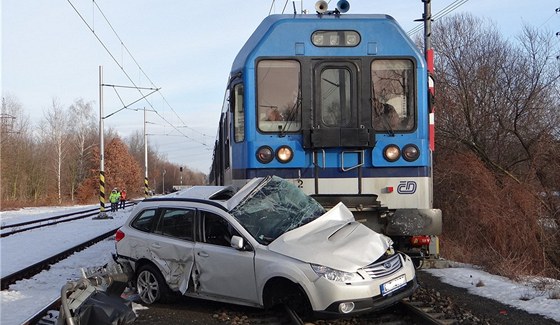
400, 299, 452, 325
1, 207, 101, 230
1, 202, 135, 238
283, 304, 304, 325
21, 297, 61, 325
1, 227, 120, 290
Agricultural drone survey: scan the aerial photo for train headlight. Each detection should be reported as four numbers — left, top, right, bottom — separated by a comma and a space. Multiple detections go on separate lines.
402, 144, 420, 162
256, 146, 274, 164
276, 146, 293, 163
383, 145, 401, 162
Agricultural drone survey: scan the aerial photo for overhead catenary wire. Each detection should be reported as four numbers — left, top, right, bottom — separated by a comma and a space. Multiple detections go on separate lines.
91, 1, 213, 140
66, 0, 212, 147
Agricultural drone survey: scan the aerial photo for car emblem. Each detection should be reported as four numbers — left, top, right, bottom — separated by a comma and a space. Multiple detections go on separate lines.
383, 262, 392, 269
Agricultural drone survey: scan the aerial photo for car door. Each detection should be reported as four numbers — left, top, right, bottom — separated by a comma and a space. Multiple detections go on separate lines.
193, 209, 258, 304
148, 207, 196, 294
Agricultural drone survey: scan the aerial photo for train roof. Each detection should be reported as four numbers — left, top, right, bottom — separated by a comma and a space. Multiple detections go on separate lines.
231, 14, 422, 74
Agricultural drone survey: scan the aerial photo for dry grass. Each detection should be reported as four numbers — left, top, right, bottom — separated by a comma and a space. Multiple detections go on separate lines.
434, 150, 560, 279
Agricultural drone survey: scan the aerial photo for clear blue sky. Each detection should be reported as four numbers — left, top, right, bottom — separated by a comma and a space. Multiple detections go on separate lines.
2, 0, 559, 173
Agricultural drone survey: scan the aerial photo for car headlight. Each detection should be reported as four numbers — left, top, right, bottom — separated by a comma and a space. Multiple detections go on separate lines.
311, 264, 362, 282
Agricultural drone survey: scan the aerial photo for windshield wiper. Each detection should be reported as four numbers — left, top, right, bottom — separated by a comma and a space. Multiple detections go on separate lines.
279, 94, 302, 137
371, 84, 395, 137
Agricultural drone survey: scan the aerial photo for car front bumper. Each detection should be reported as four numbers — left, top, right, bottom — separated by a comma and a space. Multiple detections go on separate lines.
315, 276, 418, 317
301, 253, 417, 316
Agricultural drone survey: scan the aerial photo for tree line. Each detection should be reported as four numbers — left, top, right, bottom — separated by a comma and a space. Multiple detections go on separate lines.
431, 14, 560, 278
0, 97, 205, 209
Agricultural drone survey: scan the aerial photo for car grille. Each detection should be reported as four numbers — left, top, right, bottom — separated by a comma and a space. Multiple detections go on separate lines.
362, 254, 402, 279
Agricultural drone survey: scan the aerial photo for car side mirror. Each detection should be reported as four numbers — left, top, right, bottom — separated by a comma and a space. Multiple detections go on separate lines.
230, 235, 244, 250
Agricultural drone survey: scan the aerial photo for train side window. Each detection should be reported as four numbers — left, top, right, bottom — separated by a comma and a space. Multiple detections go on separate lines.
371, 60, 415, 132
233, 84, 244, 142
257, 60, 301, 133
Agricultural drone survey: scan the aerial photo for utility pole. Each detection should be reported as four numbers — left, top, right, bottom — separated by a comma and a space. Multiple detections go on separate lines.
94, 69, 159, 207
144, 107, 149, 198
162, 169, 166, 194
95, 66, 109, 219
423, 0, 439, 258
423, 0, 435, 152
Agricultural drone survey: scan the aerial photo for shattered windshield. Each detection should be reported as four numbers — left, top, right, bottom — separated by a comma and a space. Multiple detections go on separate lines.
230, 176, 326, 245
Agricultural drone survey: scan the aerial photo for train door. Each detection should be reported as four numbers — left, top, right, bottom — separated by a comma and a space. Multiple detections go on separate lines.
307, 61, 373, 195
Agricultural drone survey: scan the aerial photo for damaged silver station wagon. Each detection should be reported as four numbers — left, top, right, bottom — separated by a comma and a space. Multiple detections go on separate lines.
114, 176, 417, 317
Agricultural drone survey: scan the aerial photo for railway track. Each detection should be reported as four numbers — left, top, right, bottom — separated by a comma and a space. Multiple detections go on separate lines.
1, 202, 135, 238
0, 226, 120, 290
23, 280, 459, 325
1, 203, 138, 290
22, 280, 460, 325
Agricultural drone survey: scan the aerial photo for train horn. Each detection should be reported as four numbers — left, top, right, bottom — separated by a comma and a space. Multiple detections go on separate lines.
315, 0, 328, 14
336, 0, 350, 13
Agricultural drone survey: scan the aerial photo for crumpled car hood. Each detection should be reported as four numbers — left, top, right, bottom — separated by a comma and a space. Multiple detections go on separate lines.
268, 202, 392, 272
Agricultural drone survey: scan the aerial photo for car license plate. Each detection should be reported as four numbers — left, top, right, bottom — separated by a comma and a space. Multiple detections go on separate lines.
380, 274, 406, 296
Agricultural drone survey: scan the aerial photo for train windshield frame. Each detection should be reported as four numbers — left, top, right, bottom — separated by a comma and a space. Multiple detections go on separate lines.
256, 59, 302, 133
371, 59, 416, 132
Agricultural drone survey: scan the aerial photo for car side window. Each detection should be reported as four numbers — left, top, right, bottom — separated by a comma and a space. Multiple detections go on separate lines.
155, 208, 195, 241
201, 211, 238, 247
131, 209, 158, 232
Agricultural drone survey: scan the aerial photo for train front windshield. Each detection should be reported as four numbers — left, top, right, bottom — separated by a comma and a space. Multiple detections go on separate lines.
255, 58, 416, 135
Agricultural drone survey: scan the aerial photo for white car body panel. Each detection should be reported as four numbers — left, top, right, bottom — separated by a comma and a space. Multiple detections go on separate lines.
269, 202, 392, 272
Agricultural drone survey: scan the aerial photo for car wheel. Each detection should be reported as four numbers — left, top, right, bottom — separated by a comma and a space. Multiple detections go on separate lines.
264, 280, 312, 320
284, 286, 312, 320
136, 264, 172, 304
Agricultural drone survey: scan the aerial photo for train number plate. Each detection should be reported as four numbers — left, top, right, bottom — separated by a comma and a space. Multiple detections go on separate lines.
380, 274, 406, 296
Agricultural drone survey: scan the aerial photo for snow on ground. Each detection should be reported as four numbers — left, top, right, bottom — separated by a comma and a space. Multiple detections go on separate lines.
1, 205, 560, 324
1, 206, 130, 325
425, 267, 560, 322
0, 206, 128, 278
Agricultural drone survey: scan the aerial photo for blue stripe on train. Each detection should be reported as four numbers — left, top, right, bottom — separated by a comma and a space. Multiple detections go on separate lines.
232, 167, 431, 179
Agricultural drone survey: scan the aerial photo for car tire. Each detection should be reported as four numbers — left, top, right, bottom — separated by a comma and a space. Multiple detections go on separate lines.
136, 264, 174, 304
264, 280, 312, 320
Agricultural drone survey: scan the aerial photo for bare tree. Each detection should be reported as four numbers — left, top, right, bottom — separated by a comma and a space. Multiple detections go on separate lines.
433, 13, 560, 277
40, 98, 71, 204
1, 95, 34, 203
67, 99, 97, 202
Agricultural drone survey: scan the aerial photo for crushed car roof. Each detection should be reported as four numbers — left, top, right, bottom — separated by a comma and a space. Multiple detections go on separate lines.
144, 177, 269, 211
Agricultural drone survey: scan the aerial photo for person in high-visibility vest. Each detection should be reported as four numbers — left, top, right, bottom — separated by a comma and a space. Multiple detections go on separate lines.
109, 188, 120, 212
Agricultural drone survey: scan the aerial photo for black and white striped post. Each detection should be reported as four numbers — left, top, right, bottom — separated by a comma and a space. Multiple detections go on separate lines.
95, 66, 110, 219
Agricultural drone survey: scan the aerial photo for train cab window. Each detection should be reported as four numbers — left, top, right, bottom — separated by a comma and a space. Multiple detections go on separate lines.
233, 84, 244, 142
320, 68, 352, 127
257, 60, 301, 133
371, 60, 415, 132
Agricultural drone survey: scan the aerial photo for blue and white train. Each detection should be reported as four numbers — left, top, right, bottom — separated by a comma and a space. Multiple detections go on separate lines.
210, 1, 441, 263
